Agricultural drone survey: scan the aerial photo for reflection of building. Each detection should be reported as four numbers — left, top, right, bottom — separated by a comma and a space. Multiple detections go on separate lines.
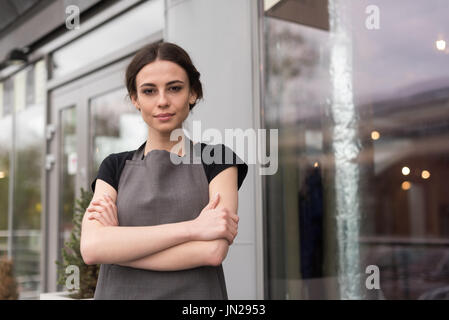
263, 0, 449, 300
358, 84, 449, 299
365, 83, 449, 238
1, 0, 448, 300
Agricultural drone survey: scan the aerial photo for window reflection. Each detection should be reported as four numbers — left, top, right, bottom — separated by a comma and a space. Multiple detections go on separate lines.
0, 79, 13, 258
264, 0, 449, 299
90, 87, 147, 181
59, 106, 77, 264
10, 62, 45, 299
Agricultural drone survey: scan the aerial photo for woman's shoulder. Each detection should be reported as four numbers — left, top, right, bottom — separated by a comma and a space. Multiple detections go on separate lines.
197, 142, 248, 190
97, 152, 132, 175
102, 150, 134, 164
198, 142, 244, 164
100, 142, 142, 172
92, 145, 142, 193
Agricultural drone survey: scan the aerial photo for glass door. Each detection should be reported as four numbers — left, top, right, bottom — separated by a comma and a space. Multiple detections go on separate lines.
89, 87, 147, 182
47, 87, 82, 293
46, 57, 147, 292
59, 106, 77, 259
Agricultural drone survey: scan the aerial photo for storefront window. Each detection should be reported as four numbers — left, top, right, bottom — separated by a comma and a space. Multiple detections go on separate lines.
59, 106, 77, 259
0, 79, 13, 257
13, 61, 45, 299
0, 60, 46, 299
263, 0, 449, 299
90, 87, 147, 181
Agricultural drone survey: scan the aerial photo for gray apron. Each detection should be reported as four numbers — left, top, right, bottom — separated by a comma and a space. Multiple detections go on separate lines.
94, 138, 228, 300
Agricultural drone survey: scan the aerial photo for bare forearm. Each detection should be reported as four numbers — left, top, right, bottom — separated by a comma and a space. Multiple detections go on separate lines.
83, 221, 193, 264
118, 239, 230, 271
118, 240, 215, 271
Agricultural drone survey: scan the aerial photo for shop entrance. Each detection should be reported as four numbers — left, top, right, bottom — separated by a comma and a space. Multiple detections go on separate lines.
45, 58, 147, 292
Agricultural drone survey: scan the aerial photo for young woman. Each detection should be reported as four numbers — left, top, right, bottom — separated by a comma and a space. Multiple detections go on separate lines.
80, 42, 248, 300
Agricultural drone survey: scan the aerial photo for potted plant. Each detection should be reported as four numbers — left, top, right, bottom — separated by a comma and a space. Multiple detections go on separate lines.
40, 188, 99, 300
0, 255, 19, 300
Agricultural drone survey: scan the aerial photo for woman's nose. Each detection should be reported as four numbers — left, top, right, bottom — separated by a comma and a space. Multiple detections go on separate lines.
157, 91, 169, 106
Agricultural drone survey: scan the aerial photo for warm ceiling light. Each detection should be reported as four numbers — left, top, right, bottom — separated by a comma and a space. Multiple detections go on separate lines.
421, 170, 430, 179
0, 171, 4, 179
402, 181, 411, 190
436, 39, 446, 51
313, 162, 319, 168
402, 166, 410, 176
371, 131, 380, 140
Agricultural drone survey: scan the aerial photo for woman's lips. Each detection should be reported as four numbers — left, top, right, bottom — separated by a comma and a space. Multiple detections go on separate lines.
155, 113, 174, 121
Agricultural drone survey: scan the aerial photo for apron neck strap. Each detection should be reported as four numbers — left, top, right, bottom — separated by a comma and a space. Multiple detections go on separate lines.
133, 137, 194, 161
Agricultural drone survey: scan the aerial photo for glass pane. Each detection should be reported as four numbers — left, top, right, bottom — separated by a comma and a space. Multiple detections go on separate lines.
12, 61, 46, 299
52, 0, 164, 78
0, 79, 13, 257
59, 106, 77, 263
263, 0, 449, 300
90, 87, 147, 181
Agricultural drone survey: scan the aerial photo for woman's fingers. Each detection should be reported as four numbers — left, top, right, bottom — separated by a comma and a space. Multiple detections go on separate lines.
88, 211, 108, 226
216, 209, 238, 244
220, 219, 237, 246
229, 217, 238, 229
106, 194, 119, 225
102, 194, 119, 225
224, 212, 238, 234
87, 204, 104, 212
87, 198, 115, 226
226, 210, 239, 224
218, 208, 239, 224
101, 195, 118, 226
229, 222, 238, 240
100, 198, 117, 226
228, 218, 238, 243
227, 229, 236, 245
87, 206, 109, 226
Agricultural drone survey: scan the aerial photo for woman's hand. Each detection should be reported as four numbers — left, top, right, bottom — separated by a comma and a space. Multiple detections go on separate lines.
190, 193, 239, 245
86, 193, 119, 227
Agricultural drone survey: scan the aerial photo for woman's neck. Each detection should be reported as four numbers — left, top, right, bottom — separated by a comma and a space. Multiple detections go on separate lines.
145, 129, 186, 157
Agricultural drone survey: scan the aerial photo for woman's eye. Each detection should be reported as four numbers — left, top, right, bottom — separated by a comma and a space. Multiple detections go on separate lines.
142, 87, 182, 95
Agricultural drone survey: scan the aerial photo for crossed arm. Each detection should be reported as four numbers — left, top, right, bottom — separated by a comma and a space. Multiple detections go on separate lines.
80, 166, 239, 271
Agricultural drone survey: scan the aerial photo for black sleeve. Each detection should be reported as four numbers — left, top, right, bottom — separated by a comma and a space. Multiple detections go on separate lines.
201, 143, 248, 190
91, 154, 118, 193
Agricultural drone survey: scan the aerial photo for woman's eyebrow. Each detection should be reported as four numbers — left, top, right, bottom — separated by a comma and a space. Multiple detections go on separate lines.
140, 80, 184, 87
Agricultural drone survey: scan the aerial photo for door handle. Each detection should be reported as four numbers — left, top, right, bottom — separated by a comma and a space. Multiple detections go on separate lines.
45, 154, 55, 171
46, 124, 56, 140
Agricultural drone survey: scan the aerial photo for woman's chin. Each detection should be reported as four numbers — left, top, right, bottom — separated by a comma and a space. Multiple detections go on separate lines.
153, 123, 181, 134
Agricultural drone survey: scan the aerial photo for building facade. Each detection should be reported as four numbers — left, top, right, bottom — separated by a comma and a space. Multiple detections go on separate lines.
0, 0, 448, 300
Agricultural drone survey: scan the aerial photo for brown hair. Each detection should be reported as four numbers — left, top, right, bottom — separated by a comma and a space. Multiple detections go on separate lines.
125, 41, 203, 110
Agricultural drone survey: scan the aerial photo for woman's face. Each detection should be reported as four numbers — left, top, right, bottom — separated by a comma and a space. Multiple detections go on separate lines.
131, 59, 197, 134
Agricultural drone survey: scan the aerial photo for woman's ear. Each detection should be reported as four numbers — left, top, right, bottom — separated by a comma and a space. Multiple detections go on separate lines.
131, 94, 141, 112
189, 90, 198, 105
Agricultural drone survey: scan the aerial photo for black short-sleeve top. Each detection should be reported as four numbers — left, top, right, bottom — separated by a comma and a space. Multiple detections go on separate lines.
91, 141, 248, 193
